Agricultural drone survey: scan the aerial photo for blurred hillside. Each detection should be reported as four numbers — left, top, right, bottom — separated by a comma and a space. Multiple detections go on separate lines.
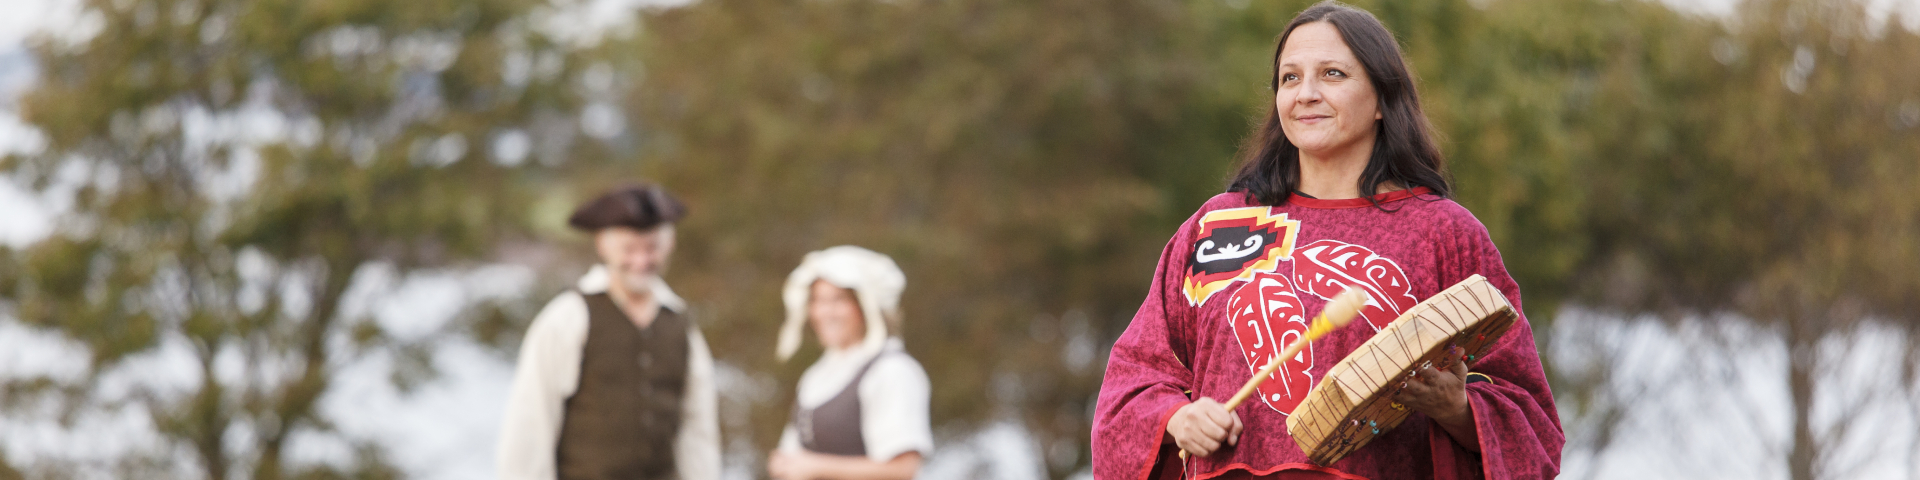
1, 0, 1916, 478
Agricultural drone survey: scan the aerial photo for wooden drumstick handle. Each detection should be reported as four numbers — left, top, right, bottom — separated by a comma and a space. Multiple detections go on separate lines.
1180, 286, 1367, 459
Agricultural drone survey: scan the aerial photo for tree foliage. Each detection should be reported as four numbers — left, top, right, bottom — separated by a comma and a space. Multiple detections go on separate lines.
1, 0, 607, 477
3, 0, 1916, 478
616, 0, 1918, 476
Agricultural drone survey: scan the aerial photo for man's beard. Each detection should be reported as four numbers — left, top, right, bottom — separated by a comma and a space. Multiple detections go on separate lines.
614, 270, 657, 297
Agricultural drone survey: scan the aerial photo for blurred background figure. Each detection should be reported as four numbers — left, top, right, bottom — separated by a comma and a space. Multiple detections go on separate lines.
498, 184, 720, 480
768, 246, 932, 480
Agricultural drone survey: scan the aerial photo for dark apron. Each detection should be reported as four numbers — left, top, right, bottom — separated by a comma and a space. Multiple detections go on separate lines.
792, 352, 892, 456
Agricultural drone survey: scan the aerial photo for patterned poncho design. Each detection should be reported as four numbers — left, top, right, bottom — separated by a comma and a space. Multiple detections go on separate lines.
1093, 189, 1564, 480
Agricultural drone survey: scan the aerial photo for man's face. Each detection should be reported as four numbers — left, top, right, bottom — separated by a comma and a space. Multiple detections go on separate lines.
593, 224, 676, 295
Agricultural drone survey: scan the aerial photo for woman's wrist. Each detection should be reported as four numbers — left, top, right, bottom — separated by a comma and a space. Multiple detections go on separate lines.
1434, 392, 1473, 428
1429, 391, 1480, 451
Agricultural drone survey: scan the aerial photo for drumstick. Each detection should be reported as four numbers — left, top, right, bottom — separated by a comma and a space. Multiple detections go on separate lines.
1181, 286, 1368, 459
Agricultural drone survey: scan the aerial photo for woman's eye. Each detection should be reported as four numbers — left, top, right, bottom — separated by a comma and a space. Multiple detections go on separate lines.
1326, 69, 1347, 78
1281, 73, 1299, 83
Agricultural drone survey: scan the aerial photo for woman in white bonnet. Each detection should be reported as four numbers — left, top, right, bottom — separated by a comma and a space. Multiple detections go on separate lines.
766, 246, 934, 480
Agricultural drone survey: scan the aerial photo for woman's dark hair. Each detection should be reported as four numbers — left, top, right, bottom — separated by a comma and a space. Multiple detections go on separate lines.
1227, 1, 1450, 207
568, 183, 687, 232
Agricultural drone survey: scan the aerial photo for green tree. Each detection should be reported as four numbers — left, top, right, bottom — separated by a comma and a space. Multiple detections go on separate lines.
605, 0, 1789, 475
0, 0, 606, 477
614, 0, 1259, 475
5, 0, 1914, 477
1564, 0, 1920, 477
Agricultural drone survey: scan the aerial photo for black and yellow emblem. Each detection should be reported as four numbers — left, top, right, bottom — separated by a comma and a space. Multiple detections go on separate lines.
1182, 207, 1300, 306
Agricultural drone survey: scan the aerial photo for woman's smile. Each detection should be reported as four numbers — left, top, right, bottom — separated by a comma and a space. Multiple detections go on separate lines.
1294, 113, 1332, 124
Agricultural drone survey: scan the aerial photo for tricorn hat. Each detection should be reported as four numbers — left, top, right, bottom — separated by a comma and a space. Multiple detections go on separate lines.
568, 183, 687, 232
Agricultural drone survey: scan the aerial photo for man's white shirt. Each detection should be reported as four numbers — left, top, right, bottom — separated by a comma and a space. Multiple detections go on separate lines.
496, 267, 720, 480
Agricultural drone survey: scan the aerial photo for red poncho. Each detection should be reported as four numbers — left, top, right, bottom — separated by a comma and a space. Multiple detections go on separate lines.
1093, 189, 1562, 480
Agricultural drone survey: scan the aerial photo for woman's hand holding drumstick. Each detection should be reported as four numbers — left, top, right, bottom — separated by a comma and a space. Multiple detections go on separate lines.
1170, 287, 1368, 459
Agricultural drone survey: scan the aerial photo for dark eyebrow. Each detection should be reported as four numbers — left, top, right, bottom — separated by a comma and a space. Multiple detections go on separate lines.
1276, 59, 1355, 70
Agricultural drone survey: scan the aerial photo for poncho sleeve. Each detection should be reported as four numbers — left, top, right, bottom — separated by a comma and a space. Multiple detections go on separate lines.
1427, 210, 1565, 480
1092, 211, 1204, 480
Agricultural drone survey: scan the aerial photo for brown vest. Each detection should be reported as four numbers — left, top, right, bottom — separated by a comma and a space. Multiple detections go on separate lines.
790, 353, 889, 456
556, 293, 689, 480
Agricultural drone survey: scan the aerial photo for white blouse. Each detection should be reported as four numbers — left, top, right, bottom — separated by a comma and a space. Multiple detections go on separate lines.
777, 338, 935, 462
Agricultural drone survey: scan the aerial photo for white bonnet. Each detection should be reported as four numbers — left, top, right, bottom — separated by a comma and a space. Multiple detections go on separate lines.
777, 246, 906, 361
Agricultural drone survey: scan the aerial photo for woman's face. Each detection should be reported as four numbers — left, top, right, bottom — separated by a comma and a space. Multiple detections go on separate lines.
807, 280, 867, 350
1275, 21, 1381, 160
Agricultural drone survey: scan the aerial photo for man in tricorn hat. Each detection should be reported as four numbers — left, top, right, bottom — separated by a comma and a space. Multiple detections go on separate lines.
498, 184, 720, 480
